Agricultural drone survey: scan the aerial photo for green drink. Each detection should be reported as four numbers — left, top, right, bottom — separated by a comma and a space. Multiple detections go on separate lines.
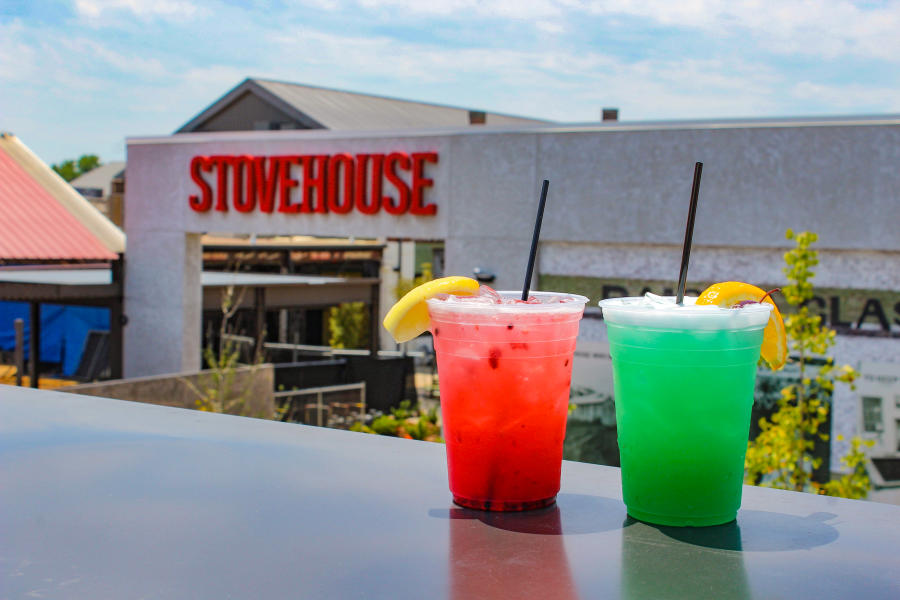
599, 295, 772, 527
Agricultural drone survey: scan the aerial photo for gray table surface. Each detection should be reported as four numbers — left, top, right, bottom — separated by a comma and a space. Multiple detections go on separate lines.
2, 387, 899, 600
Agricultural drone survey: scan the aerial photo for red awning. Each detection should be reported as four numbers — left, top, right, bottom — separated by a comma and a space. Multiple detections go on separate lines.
0, 145, 117, 262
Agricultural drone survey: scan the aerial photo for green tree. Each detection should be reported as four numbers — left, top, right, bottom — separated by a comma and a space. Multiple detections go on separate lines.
328, 302, 370, 349
77, 154, 100, 174
744, 229, 872, 499
394, 262, 433, 300
52, 154, 101, 181
52, 160, 78, 181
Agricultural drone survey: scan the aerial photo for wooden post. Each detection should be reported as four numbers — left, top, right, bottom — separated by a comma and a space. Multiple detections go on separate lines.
14, 318, 24, 386
28, 302, 40, 388
254, 287, 266, 362
317, 390, 324, 427
369, 280, 380, 356
109, 255, 125, 379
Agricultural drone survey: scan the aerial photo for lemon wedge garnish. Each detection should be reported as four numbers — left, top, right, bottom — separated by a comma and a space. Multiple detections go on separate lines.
696, 281, 788, 371
383, 276, 480, 343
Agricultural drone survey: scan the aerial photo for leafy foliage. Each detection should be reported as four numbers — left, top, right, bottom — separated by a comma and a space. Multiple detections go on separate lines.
77, 154, 101, 174
184, 280, 268, 418
351, 400, 443, 442
328, 302, 370, 349
394, 262, 433, 301
744, 230, 872, 498
52, 154, 100, 182
194, 337, 249, 415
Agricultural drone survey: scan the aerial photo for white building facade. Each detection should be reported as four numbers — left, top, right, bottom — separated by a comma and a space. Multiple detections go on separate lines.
125, 116, 900, 469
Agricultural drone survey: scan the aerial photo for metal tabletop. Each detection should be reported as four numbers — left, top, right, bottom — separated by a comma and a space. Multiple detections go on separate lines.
2, 387, 898, 599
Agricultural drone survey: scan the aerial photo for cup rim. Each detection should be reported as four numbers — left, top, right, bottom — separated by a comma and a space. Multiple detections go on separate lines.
598, 295, 773, 330
598, 295, 773, 314
427, 290, 588, 313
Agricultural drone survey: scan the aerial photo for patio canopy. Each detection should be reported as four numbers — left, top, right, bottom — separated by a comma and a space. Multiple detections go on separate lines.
0, 266, 379, 384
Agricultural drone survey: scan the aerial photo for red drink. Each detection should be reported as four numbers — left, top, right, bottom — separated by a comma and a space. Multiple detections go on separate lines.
427, 291, 587, 511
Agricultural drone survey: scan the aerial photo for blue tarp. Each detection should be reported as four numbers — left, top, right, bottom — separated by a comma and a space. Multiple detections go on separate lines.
0, 302, 109, 376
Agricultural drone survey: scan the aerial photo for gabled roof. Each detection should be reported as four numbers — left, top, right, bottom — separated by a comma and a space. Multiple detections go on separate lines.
176, 77, 552, 133
0, 134, 125, 263
70, 161, 126, 198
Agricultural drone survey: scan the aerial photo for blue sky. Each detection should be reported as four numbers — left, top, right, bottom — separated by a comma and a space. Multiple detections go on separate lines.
2, 0, 899, 166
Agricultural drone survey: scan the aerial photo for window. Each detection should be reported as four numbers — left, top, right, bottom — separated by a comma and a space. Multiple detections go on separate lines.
896, 396, 900, 452
76, 187, 103, 198
862, 396, 883, 433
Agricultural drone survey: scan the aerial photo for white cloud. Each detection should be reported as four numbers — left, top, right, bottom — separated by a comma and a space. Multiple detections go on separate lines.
288, 0, 900, 61
0, 20, 37, 81
74, 0, 202, 20
266, 26, 787, 121
4, 0, 899, 164
60, 37, 169, 79
791, 81, 900, 110
0, 23, 167, 92
584, 0, 900, 61
535, 20, 566, 34
352, 0, 564, 19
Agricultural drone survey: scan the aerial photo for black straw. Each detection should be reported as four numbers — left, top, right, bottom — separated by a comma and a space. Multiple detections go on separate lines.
522, 179, 550, 301
676, 162, 703, 305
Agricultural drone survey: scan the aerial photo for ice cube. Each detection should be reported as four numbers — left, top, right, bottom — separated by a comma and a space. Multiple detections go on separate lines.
477, 285, 503, 304
644, 292, 670, 305
445, 292, 494, 304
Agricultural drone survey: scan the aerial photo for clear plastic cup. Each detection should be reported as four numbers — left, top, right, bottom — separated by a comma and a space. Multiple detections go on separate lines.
428, 291, 588, 511
599, 295, 772, 526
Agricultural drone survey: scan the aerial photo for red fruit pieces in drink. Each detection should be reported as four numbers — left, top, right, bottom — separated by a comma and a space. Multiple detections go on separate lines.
488, 348, 501, 369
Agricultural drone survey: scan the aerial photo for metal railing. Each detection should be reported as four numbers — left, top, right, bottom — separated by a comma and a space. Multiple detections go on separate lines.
263, 341, 425, 359
219, 336, 427, 360
274, 381, 367, 427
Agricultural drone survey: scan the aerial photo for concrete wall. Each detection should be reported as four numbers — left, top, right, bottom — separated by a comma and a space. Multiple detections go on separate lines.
126, 120, 900, 376
62, 364, 275, 419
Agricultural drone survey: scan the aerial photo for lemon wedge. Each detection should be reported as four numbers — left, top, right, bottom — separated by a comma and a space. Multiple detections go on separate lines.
383, 276, 480, 343
696, 281, 788, 370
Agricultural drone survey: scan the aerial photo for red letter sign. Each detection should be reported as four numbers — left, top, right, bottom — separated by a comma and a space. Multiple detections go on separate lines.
277, 156, 302, 214
188, 156, 213, 212
188, 151, 439, 216
232, 156, 256, 213
383, 152, 411, 215
327, 154, 355, 214
410, 152, 438, 215
302, 155, 328, 214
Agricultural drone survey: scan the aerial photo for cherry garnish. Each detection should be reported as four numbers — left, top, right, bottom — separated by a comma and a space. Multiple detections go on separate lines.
732, 288, 780, 309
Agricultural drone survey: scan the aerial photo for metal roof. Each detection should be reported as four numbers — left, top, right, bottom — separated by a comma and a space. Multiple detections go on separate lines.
0, 268, 349, 288
138, 111, 900, 152
201, 271, 347, 287
0, 268, 112, 286
0, 134, 125, 262
177, 77, 552, 133
0, 268, 377, 309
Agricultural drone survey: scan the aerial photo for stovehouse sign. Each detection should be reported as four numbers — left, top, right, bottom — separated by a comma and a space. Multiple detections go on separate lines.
187, 151, 439, 216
